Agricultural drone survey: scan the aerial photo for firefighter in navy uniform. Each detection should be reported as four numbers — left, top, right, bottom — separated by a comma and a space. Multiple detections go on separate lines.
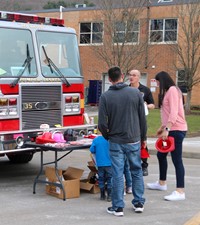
128, 69, 155, 176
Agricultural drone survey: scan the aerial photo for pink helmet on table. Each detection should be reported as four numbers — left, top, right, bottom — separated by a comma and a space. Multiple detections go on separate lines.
52, 131, 66, 143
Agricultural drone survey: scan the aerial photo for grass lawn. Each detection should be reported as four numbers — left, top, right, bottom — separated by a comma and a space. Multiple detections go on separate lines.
94, 109, 200, 137
147, 109, 200, 137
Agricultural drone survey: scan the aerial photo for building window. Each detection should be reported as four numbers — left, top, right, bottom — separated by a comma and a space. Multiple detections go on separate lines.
177, 70, 187, 93
80, 22, 103, 44
140, 73, 147, 86
114, 20, 139, 43
150, 19, 177, 43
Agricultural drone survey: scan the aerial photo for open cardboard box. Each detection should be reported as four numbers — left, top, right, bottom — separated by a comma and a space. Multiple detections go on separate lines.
80, 161, 100, 194
45, 166, 84, 199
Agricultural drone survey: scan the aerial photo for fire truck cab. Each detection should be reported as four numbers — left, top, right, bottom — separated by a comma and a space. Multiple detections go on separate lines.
0, 11, 90, 163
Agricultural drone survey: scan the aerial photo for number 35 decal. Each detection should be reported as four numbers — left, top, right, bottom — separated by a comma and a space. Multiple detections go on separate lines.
22, 103, 33, 110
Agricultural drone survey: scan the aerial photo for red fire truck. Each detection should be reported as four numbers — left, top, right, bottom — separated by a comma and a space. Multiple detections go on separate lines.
0, 11, 93, 163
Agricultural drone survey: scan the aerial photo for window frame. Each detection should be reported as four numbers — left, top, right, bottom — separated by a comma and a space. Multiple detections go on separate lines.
176, 69, 188, 94
114, 20, 140, 45
79, 22, 103, 45
149, 18, 178, 44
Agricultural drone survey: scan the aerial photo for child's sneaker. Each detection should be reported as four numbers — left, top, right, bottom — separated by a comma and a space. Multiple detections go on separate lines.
126, 187, 132, 194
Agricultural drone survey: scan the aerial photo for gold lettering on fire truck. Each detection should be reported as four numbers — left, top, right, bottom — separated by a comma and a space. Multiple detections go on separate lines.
23, 103, 33, 110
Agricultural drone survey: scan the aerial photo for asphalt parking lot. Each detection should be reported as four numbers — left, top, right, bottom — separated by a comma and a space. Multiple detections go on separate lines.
0, 146, 200, 225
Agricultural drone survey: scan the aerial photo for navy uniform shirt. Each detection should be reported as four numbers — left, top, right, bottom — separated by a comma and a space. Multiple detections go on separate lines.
137, 83, 154, 105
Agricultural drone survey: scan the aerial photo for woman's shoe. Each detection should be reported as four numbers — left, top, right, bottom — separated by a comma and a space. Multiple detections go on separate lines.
164, 191, 185, 201
147, 181, 167, 191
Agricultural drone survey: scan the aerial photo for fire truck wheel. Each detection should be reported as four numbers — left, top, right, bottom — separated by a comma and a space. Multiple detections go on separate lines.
6, 152, 34, 164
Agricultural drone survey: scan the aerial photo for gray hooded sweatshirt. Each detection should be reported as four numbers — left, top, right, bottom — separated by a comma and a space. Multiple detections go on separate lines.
98, 82, 147, 144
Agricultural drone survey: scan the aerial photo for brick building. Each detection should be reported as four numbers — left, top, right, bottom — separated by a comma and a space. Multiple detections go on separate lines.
28, 0, 200, 107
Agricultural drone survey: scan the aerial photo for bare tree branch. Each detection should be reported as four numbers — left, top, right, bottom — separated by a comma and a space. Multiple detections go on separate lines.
90, 0, 148, 74
169, 1, 200, 113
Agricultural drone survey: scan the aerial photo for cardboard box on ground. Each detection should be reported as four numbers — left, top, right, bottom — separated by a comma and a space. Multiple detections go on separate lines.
45, 161, 99, 199
45, 166, 84, 199
80, 161, 100, 194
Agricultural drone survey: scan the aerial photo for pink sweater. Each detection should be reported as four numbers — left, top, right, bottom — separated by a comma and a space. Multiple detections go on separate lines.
161, 86, 188, 131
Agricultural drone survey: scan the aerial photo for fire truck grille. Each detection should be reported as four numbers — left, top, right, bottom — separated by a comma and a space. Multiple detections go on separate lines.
21, 85, 62, 130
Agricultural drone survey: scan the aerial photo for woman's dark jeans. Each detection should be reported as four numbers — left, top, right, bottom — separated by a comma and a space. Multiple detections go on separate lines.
157, 131, 186, 188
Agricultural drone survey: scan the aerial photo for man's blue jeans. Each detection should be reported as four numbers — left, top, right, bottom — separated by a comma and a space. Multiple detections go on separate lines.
124, 157, 132, 188
109, 141, 145, 209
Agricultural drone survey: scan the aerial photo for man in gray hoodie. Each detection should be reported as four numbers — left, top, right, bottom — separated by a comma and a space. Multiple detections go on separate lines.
98, 66, 147, 217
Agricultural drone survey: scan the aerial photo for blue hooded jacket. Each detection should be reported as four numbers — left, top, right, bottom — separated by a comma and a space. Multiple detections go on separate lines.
90, 136, 111, 167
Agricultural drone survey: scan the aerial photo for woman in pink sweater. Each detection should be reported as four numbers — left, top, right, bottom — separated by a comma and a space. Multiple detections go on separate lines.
147, 71, 187, 201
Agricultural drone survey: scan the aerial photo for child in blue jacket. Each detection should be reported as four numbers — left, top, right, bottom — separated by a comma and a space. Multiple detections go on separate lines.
90, 135, 112, 201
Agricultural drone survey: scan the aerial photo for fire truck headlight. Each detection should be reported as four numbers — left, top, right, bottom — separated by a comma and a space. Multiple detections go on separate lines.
9, 108, 18, 116
0, 136, 4, 142
65, 106, 72, 112
0, 108, 8, 116
16, 136, 24, 148
72, 105, 80, 112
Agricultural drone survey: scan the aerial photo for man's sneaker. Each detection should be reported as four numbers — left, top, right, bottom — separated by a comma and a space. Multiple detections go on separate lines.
126, 187, 132, 194
142, 167, 148, 176
164, 191, 185, 201
147, 181, 167, 191
133, 203, 144, 213
107, 207, 124, 217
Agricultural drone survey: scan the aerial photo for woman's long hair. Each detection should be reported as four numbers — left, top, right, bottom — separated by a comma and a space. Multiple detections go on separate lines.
155, 71, 176, 108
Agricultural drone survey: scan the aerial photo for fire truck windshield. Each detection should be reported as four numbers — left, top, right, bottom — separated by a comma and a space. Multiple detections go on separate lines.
37, 31, 82, 78
10, 45, 33, 87
42, 45, 70, 87
0, 28, 37, 77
